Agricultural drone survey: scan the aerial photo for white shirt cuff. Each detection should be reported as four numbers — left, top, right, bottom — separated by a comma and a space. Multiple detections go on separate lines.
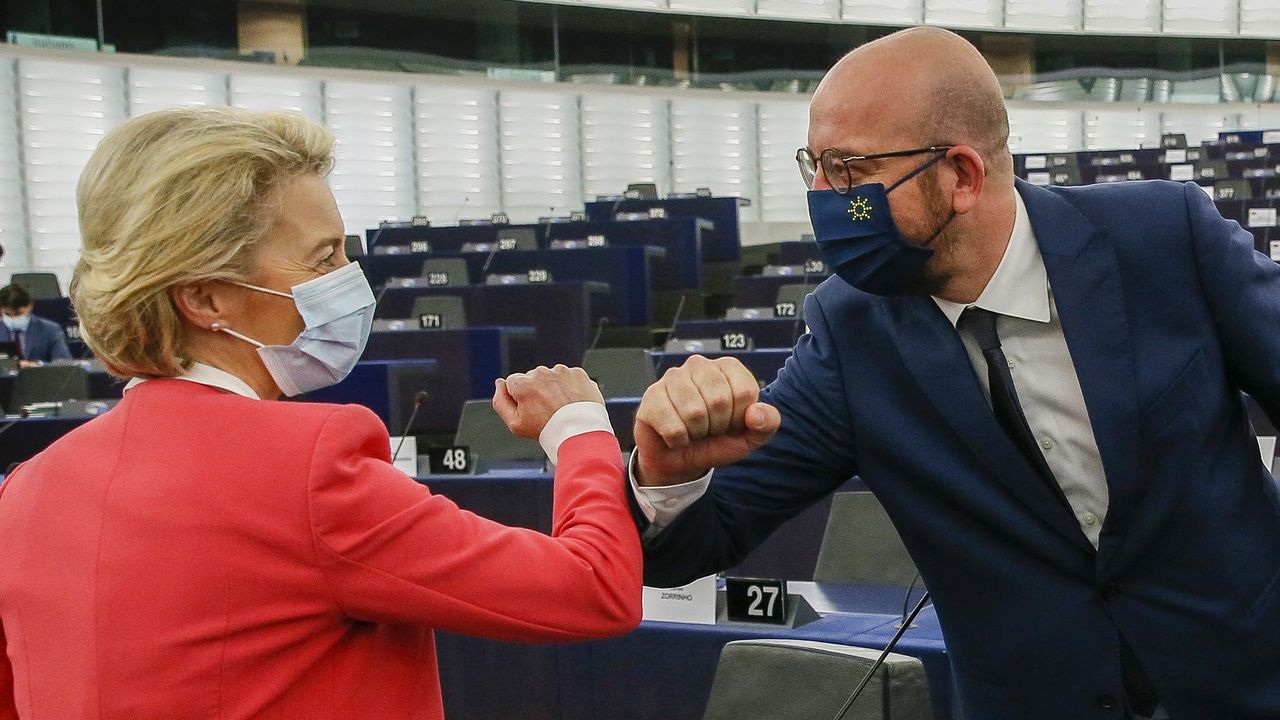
538, 401, 614, 465
627, 450, 712, 529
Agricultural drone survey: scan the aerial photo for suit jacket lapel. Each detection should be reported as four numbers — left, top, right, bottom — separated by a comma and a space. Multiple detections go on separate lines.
884, 294, 1096, 554
1019, 179, 1143, 570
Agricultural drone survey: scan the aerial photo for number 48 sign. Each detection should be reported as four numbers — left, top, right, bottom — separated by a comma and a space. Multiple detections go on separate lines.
725, 577, 789, 625
428, 446, 472, 475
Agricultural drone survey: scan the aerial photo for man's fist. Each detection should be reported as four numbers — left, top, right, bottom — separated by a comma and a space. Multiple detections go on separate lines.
493, 364, 605, 439
632, 355, 781, 486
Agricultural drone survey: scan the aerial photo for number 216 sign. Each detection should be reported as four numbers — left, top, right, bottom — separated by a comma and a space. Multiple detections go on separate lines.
725, 577, 789, 625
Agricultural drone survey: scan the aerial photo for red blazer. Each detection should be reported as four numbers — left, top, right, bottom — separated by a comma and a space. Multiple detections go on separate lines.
0, 379, 641, 719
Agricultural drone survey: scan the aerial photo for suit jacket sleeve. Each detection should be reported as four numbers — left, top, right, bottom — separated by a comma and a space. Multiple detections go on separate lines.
640, 288, 860, 587
1184, 182, 1280, 425
44, 320, 70, 362
307, 404, 642, 642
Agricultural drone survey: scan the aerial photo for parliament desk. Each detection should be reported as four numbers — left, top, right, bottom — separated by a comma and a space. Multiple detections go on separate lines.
360, 327, 528, 433
733, 274, 827, 309
367, 247, 661, 327
369, 218, 706, 292
297, 359, 438, 435
0, 364, 121, 413
584, 196, 744, 263
673, 317, 807, 349
430, 581, 951, 720
375, 282, 609, 369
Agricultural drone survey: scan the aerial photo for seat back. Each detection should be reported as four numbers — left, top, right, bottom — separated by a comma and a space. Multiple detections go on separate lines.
10, 273, 62, 300
813, 491, 920, 586
703, 639, 934, 720
408, 296, 467, 330
453, 399, 542, 469
418, 258, 471, 287
775, 282, 817, 309
11, 364, 90, 408
582, 347, 656, 399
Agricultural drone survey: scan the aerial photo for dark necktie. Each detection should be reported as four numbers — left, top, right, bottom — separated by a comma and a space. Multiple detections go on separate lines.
13, 329, 23, 360
958, 307, 1070, 511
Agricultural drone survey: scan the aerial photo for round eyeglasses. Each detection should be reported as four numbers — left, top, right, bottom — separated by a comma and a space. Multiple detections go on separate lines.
796, 145, 955, 194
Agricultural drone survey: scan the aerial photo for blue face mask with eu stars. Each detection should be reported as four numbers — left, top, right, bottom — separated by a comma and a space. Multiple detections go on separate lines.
807, 153, 949, 297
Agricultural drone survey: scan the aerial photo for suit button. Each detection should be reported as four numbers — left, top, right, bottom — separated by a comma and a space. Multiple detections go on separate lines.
1096, 694, 1117, 710
1100, 583, 1122, 601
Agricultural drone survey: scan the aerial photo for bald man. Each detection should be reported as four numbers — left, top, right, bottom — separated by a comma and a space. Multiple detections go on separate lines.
629, 27, 1280, 720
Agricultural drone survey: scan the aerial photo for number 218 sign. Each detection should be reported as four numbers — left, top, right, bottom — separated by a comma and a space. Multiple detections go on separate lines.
725, 577, 788, 625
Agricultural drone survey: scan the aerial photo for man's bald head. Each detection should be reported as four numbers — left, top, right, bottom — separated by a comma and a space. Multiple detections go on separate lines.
809, 27, 1013, 182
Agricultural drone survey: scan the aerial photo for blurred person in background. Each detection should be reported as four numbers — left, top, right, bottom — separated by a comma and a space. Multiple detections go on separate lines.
0, 283, 71, 366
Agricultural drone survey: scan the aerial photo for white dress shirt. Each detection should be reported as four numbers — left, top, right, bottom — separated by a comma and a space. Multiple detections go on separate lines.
634, 191, 1112, 548
126, 363, 614, 464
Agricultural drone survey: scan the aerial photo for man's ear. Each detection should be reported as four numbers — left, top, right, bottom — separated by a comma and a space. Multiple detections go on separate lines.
946, 145, 986, 215
170, 281, 229, 332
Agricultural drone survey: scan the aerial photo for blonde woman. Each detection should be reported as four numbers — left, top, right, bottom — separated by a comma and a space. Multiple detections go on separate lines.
0, 108, 641, 719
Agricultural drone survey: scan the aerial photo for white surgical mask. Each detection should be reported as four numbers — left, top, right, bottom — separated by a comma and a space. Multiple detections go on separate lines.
217, 262, 376, 396
2, 314, 30, 332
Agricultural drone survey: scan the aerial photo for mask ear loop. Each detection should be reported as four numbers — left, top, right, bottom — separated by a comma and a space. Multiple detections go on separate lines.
886, 150, 950, 193
213, 324, 266, 349
225, 279, 293, 299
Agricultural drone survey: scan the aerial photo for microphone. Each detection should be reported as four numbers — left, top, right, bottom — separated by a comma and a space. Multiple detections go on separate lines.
479, 233, 503, 278
587, 316, 609, 353
830, 590, 932, 720
392, 390, 429, 465
451, 195, 472, 226
651, 293, 688, 376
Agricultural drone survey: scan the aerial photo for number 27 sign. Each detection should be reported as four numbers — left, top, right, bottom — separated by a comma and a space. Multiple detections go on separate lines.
724, 577, 789, 625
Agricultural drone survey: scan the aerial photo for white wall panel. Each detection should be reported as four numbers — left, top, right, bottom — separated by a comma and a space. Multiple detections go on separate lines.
757, 100, 810, 223
128, 68, 227, 116
324, 81, 416, 237
757, 0, 840, 20
1084, 0, 1161, 32
18, 59, 125, 284
0, 60, 27, 278
667, 0, 754, 13
1005, 0, 1083, 31
580, 94, 670, 200
1083, 109, 1162, 150
671, 98, 759, 220
1241, 0, 1280, 37
1160, 110, 1238, 145
1237, 107, 1280, 131
842, 0, 925, 23
1162, 0, 1237, 35
229, 74, 322, 121
924, 0, 1002, 27
1007, 107, 1083, 152
498, 90, 582, 223
415, 85, 502, 225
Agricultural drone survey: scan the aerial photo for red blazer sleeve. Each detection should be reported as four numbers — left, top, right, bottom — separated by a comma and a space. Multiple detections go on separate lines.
306, 404, 642, 641
0, 477, 17, 720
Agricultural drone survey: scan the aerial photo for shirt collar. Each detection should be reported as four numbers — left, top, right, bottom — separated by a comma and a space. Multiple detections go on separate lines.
124, 361, 261, 400
932, 190, 1051, 328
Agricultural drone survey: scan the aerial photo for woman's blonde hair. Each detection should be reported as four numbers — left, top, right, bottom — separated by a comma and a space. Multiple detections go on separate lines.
72, 107, 334, 379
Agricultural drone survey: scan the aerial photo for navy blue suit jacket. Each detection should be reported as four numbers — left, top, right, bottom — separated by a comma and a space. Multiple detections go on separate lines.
0, 315, 70, 363
641, 179, 1280, 719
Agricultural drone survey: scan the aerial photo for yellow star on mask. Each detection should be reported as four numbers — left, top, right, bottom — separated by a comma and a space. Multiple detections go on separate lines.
847, 196, 873, 221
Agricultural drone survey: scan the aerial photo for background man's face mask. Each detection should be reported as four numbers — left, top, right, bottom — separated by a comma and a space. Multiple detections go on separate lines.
217, 261, 376, 396
808, 153, 952, 297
